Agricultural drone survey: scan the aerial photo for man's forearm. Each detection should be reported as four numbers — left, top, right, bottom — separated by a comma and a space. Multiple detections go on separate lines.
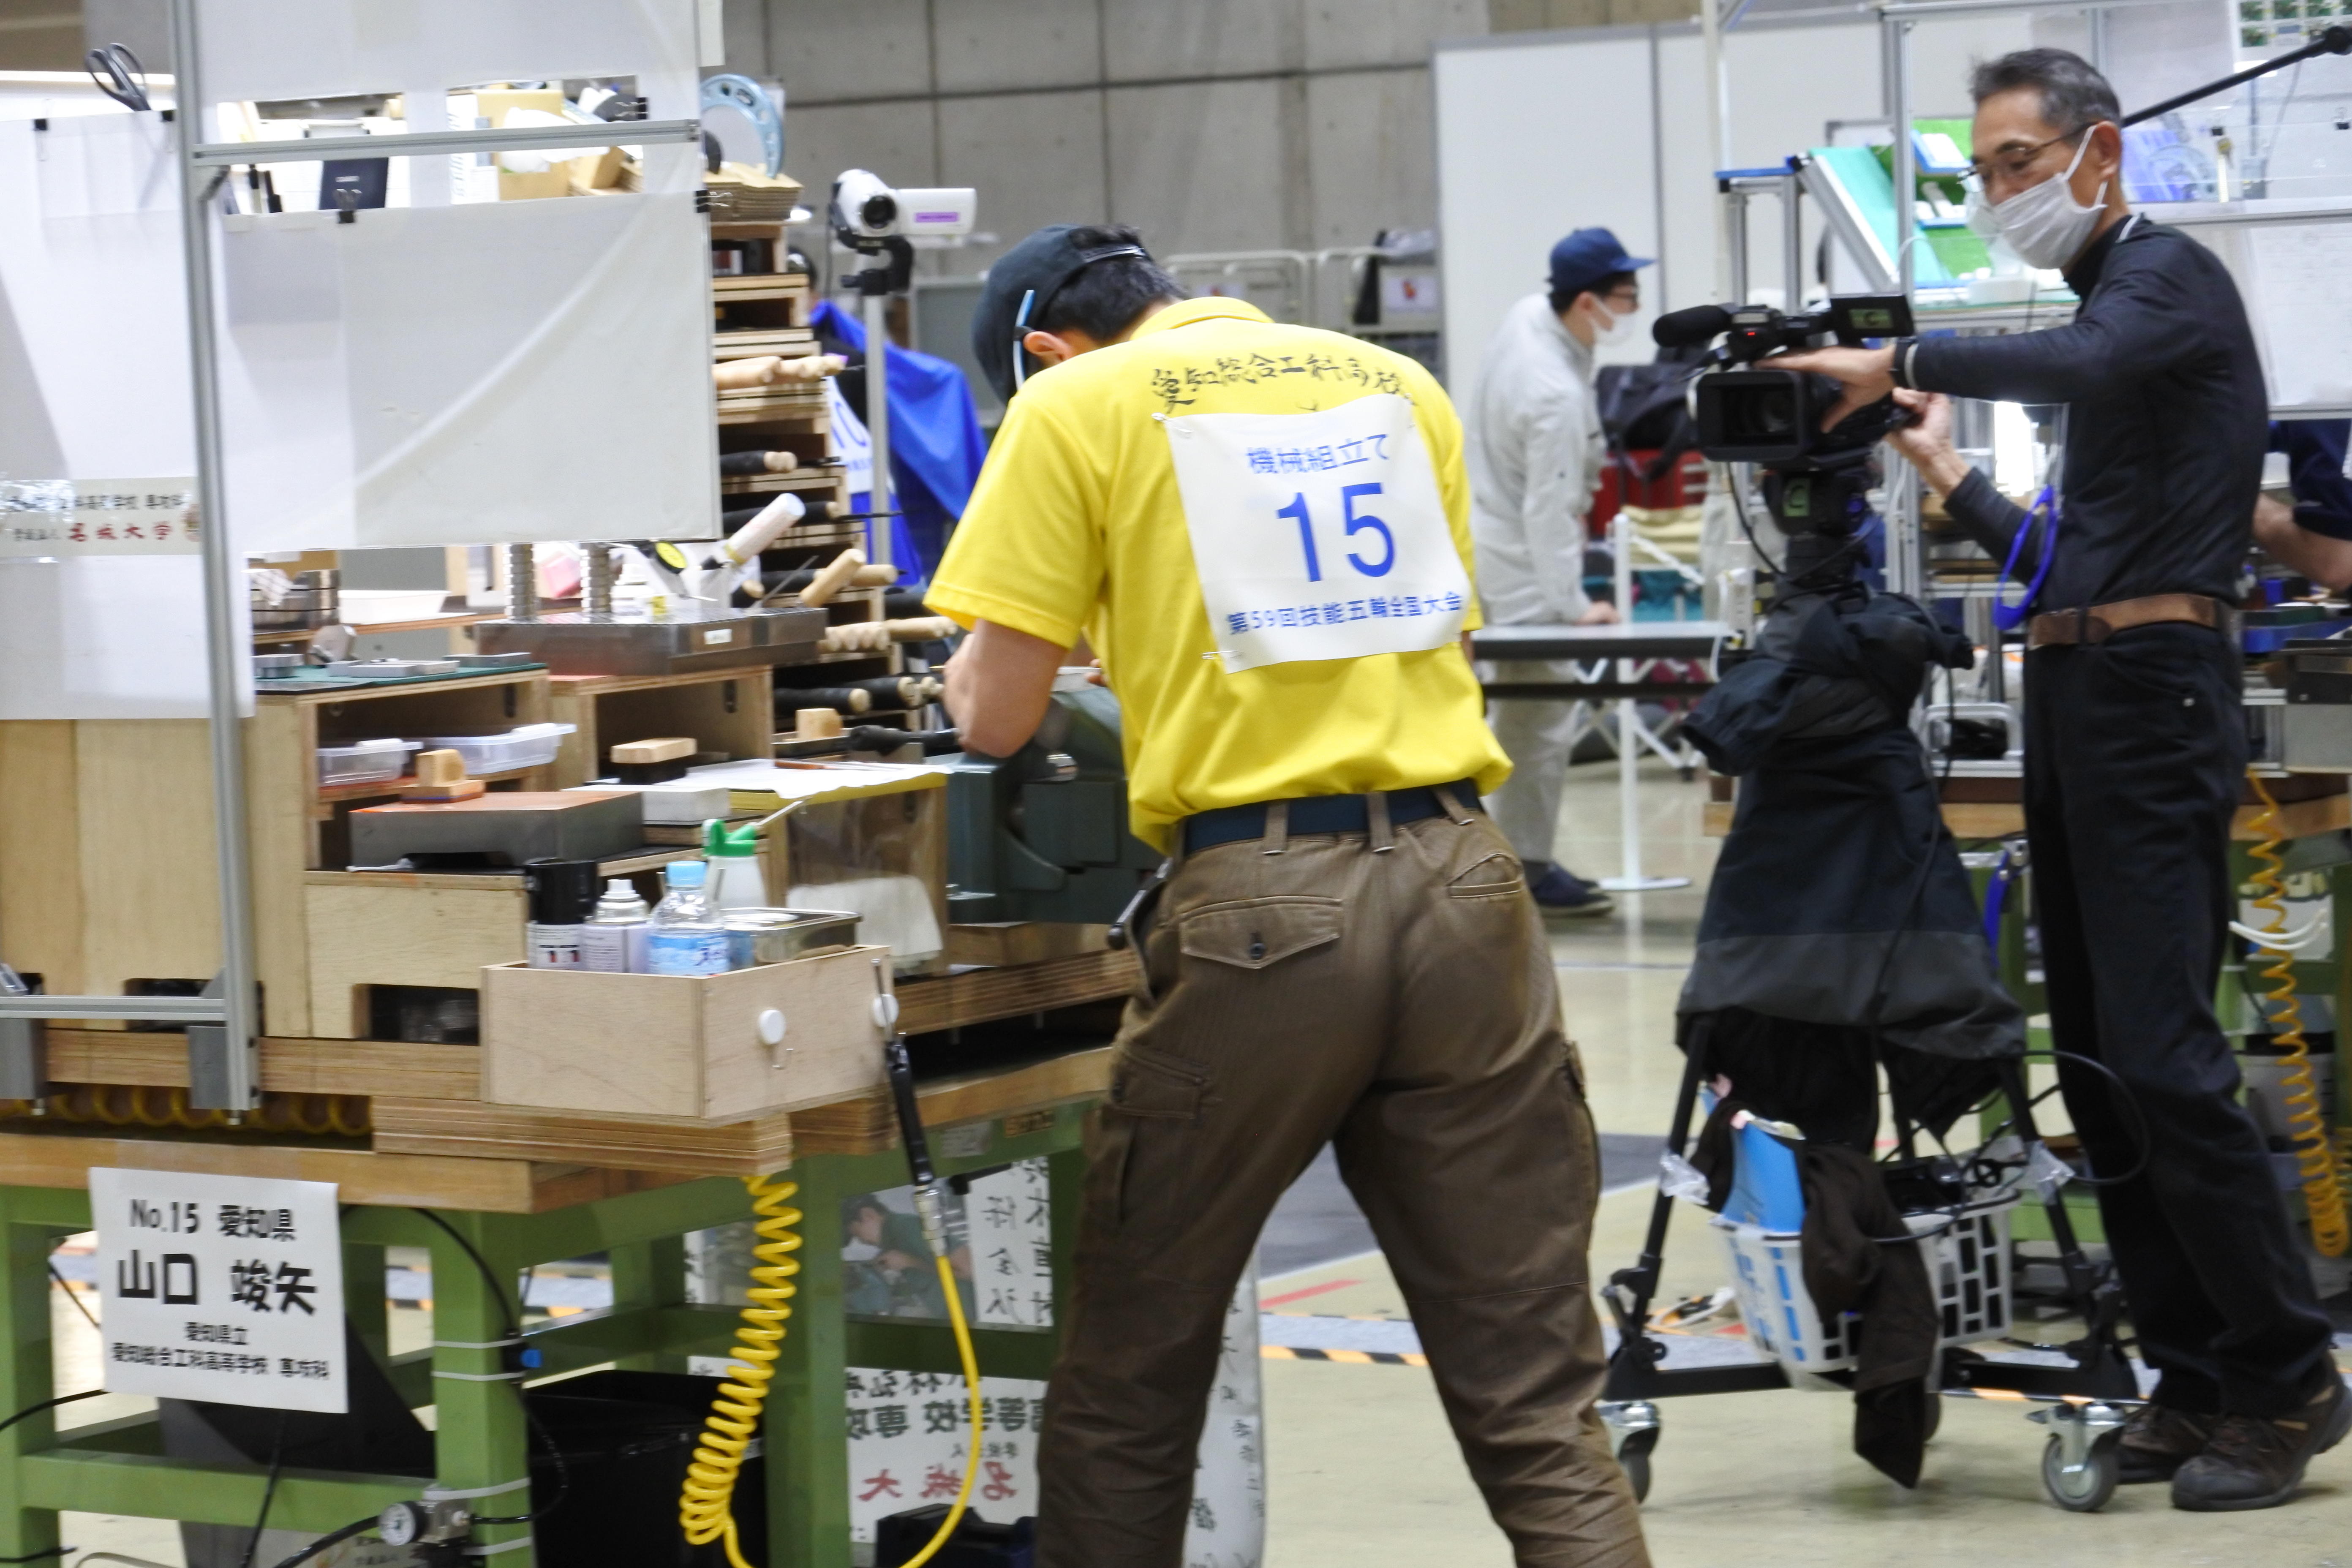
1910, 444, 1974, 500
943, 619, 1070, 757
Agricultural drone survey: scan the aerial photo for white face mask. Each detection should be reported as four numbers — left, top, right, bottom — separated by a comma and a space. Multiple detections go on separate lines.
1965, 130, 2108, 271
1587, 300, 1641, 348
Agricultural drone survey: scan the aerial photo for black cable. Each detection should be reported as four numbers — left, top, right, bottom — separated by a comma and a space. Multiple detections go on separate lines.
240, 1411, 290, 1568
266, 1517, 375, 1568
1726, 466, 1785, 577
409, 1210, 517, 1337
1972, 1047, 2154, 1188
46, 1263, 98, 1333
0, 1546, 67, 1563
406, 1211, 568, 1525
0, 1390, 103, 1442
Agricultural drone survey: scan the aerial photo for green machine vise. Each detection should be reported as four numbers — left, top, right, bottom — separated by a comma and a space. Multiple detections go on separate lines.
944, 684, 1161, 924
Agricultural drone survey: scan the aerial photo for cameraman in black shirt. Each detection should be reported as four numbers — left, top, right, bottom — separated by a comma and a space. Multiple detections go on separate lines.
1784, 49, 2346, 1511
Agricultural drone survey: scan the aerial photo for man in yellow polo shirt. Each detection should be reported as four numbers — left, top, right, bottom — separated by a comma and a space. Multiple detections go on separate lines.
931, 223, 1647, 1568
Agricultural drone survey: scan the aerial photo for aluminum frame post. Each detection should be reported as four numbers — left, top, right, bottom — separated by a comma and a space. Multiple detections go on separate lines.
1889, 14, 1917, 298
169, 0, 259, 1112
862, 289, 892, 568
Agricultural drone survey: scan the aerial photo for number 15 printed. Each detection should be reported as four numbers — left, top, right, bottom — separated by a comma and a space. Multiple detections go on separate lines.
1279, 483, 1394, 583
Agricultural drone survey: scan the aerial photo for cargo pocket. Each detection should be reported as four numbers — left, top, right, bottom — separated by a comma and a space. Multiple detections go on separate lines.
1097, 1044, 1209, 1226
1446, 851, 1526, 901
1178, 896, 1342, 971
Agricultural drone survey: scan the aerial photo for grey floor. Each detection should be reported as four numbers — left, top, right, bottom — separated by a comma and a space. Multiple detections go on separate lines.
1260, 1134, 1658, 1277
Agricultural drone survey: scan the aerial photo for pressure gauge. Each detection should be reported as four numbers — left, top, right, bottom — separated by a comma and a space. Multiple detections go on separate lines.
378, 1501, 430, 1546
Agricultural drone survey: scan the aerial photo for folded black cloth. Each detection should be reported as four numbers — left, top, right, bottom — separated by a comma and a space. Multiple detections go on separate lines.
1797, 1143, 1939, 1487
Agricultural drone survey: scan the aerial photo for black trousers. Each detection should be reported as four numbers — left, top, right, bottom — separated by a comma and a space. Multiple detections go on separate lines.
2025, 623, 2333, 1416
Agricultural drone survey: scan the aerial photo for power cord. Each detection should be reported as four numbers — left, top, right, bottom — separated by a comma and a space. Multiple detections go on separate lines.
406, 1211, 569, 1526
0, 1390, 104, 1441
0, 1393, 106, 1565
264, 1517, 376, 1568
239, 1412, 290, 1568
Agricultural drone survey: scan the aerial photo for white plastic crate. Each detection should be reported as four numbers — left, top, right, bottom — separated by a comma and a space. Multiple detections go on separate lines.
1717, 1194, 2019, 1377
412, 722, 574, 774
316, 738, 421, 786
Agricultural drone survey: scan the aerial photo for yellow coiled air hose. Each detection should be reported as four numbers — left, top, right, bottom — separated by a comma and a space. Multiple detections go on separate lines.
675, 1174, 985, 1568
681, 1173, 804, 1568
2241, 772, 2349, 1257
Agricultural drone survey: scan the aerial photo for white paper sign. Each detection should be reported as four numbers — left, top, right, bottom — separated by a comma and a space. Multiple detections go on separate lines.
90, 1167, 347, 1413
828, 375, 876, 499
1163, 392, 1469, 673
845, 1369, 1044, 1543
0, 478, 199, 557
1185, 1258, 1266, 1568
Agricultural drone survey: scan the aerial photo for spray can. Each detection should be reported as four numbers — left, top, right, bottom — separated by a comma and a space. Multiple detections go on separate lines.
581, 877, 651, 973
523, 858, 601, 969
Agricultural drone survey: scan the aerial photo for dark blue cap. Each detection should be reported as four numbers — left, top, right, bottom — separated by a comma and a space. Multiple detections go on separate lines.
1547, 228, 1652, 300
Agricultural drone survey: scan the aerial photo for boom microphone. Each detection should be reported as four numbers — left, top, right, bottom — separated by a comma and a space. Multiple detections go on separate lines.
1652, 304, 1733, 349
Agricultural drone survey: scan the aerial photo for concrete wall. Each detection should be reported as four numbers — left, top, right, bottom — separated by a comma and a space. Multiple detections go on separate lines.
723, 0, 1489, 279
0, 0, 84, 70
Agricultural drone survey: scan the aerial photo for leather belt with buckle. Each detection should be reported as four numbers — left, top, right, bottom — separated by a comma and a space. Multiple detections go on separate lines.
2025, 593, 2226, 649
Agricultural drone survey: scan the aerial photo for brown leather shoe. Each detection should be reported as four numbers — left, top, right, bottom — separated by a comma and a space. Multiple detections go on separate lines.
2118, 1403, 2214, 1484
2171, 1378, 2352, 1511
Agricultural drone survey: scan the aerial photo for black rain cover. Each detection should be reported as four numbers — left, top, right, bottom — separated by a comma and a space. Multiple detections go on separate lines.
1678, 584, 2026, 1071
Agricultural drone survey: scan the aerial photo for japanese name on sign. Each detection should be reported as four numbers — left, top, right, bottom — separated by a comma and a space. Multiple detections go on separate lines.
0, 479, 199, 558
90, 1168, 347, 1413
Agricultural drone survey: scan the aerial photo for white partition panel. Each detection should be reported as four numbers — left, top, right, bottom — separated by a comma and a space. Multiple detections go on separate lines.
1437, 11, 2032, 399
217, 192, 719, 552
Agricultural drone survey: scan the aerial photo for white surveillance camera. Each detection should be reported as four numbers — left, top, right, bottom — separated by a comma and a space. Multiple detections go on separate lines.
829, 168, 976, 244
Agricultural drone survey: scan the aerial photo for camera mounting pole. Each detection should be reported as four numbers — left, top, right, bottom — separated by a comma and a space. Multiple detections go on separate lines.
843, 235, 913, 569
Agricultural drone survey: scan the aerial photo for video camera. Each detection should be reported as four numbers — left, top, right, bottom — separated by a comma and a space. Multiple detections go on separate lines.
1652, 293, 1914, 584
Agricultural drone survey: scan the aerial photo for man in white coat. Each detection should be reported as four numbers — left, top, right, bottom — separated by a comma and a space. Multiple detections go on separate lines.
1468, 228, 1651, 917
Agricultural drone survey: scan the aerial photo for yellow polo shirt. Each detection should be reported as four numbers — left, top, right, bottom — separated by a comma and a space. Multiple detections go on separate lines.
926, 297, 1510, 849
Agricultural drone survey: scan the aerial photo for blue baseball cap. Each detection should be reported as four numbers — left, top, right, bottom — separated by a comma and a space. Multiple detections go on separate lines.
1548, 228, 1652, 300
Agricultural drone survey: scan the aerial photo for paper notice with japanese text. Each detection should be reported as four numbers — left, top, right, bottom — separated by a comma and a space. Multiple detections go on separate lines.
1164, 392, 1468, 674
0, 479, 199, 557
90, 1168, 346, 1413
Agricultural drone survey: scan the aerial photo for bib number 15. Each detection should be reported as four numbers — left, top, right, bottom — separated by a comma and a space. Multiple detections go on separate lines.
1278, 483, 1394, 583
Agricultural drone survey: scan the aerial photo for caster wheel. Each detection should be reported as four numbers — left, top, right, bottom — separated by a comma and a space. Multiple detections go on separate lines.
1616, 1424, 1659, 1504
1620, 1447, 1652, 1503
2042, 1430, 2120, 1512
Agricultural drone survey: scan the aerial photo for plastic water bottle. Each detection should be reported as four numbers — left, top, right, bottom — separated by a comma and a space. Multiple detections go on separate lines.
645, 861, 732, 976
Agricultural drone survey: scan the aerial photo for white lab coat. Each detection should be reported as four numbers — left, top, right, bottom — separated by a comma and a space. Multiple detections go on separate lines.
1466, 291, 1604, 627
1465, 291, 1607, 870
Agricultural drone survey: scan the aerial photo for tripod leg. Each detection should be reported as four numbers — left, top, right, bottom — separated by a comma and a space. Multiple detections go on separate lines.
1608, 1043, 1707, 1344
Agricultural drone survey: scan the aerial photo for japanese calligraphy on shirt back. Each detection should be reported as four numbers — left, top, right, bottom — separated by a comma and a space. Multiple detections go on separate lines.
90, 1168, 346, 1413
1163, 392, 1469, 674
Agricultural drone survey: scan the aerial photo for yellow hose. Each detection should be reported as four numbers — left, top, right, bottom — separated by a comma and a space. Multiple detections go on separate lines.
2243, 772, 2348, 1257
675, 1174, 985, 1568
899, 1250, 985, 1568
681, 1173, 804, 1568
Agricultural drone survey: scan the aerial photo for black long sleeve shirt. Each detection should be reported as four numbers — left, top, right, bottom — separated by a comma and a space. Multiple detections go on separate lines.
1911, 216, 2268, 610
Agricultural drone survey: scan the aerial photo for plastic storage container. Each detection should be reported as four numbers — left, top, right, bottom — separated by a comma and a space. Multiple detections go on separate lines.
1718, 1196, 2020, 1375
316, 738, 422, 787
413, 722, 575, 775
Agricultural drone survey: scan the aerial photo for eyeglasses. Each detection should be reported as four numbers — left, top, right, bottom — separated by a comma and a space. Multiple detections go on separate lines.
1963, 126, 2095, 192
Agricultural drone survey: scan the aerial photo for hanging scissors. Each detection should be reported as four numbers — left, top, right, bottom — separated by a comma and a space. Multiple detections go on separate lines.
84, 42, 151, 113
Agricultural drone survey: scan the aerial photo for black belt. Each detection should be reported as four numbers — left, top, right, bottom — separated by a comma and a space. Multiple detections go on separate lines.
1181, 779, 1482, 854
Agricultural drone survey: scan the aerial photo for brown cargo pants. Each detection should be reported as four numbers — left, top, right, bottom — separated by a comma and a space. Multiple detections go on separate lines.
1036, 795, 1649, 1568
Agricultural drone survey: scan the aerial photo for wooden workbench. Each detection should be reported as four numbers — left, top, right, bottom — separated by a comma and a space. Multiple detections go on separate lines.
0, 945, 1135, 1568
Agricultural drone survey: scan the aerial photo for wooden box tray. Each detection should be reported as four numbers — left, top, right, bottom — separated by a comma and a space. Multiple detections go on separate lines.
479, 944, 889, 1122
